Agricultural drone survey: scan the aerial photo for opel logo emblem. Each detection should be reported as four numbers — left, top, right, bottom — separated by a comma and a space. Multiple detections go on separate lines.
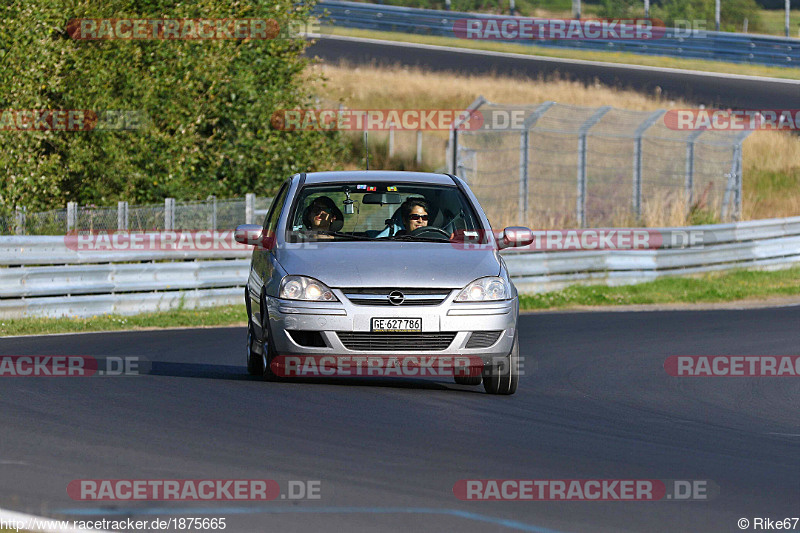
388, 291, 405, 305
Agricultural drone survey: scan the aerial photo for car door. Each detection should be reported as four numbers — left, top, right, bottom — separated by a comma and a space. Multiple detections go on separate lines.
249, 178, 291, 330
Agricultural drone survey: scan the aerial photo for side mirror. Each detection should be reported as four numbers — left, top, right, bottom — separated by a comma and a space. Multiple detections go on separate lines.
499, 226, 533, 249
234, 224, 264, 246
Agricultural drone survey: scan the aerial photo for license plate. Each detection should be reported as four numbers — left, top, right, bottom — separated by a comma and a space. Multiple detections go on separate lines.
371, 318, 422, 332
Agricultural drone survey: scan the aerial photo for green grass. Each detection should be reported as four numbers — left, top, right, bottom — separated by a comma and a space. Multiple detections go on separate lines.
757, 8, 800, 36
322, 26, 800, 79
0, 304, 246, 337
519, 266, 800, 309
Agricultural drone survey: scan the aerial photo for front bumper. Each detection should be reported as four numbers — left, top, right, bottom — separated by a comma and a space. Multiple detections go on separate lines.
266, 290, 517, 364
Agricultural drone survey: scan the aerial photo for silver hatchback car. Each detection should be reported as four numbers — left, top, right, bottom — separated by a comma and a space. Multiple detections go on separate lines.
235, 171, 533, 394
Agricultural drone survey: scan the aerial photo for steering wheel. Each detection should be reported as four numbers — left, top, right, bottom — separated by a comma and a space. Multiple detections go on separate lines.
410, 226, 451, 239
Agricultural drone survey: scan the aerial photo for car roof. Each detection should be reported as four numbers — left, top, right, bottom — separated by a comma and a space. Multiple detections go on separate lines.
302, 171, 456, 186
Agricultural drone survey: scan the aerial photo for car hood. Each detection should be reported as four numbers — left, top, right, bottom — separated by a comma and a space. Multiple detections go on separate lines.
275, 241, 501, 289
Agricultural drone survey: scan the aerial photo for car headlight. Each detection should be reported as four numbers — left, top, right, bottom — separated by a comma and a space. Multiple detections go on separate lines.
455, 276, 511, 302
279, 275, 338, 302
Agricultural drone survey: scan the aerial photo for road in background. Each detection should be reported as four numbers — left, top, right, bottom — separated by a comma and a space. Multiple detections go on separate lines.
306, 35, 800, 109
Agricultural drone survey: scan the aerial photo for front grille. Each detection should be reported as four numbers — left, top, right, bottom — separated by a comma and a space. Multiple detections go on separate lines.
336, 332, 457, 351
465, 331, 503, 349
341, 288, 451, 306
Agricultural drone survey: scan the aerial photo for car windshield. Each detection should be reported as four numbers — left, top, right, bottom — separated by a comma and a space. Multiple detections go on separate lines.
286, 182, 486, 243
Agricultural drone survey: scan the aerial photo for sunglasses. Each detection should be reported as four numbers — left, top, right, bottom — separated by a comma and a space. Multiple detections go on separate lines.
408, 214, 428, 221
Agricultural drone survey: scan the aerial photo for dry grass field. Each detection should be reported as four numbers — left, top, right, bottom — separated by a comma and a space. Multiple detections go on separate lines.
310, 63, 800, 226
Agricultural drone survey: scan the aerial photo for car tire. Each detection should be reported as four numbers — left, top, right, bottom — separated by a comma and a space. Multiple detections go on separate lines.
245, 288, 263, 376
482, 333, 519, 395
259, 291, 279, 381
246, 322, 263, 376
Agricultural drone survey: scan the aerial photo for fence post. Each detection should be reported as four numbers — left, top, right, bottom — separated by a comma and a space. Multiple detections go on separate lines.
67, 201, 77, 232
457, 149, 477, 182
117, 201, 128, 230
388, 121, 395, 158
519, 130, 528, 226
164, 198, 175, 230
449, 96, 487, 175
732, 131, 751, 221
518, 101, 555, 226
577, 106, 611, 228
684, 130, 705, 211
15, 206, 26, 236
208, 195, 217, 230
731, 146, 742, 221
632, 110, 665, 221
416, 130, 423, 165
721, 168, 735, 221
246, 193, 256, 224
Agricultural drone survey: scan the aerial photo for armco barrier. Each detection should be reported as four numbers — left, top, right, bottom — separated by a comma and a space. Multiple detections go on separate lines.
1, 216, 799, 318
315, 0, 800, 68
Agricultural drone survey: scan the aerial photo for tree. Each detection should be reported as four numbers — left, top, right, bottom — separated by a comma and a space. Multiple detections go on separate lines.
0, 0, 341, 216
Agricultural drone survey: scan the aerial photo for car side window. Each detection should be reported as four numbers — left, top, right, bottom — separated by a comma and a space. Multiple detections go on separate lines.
263, 182, 289, 234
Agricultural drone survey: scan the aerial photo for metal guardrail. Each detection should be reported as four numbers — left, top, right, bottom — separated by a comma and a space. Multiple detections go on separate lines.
1, 216, 799, 318
315, 0, 800, 68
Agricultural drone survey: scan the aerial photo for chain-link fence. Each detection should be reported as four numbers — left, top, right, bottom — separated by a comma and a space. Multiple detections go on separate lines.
0, 195, 273, 235
448, 99, 751, 229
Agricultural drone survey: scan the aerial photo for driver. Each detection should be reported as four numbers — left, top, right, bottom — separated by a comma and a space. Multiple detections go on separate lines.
401, 197, 428, 233
375, 197, 437, 238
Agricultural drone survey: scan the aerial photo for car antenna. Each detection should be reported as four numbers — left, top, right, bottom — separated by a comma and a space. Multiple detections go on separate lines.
364, 129, 369, 170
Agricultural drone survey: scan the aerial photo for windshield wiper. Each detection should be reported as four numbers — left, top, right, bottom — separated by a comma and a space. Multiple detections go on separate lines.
391, 234, 451, 243
314, 231, 376, 241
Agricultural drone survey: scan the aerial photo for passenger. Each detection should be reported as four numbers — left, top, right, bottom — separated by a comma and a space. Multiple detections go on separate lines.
302, 196, 340, 236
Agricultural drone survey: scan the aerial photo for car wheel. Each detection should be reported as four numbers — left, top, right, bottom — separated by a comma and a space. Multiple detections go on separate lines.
482, 333, 519, 395
259, 291, 279, 381
246, 322, 263, 376
245, 288, 263, 376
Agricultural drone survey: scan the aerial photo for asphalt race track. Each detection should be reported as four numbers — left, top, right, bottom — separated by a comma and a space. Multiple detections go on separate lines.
1, 307, 798, 532
306, 35, 800, 109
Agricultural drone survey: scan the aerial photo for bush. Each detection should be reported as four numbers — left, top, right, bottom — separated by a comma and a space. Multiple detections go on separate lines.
653, 0, 762, 32
0, 0, 343, 215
